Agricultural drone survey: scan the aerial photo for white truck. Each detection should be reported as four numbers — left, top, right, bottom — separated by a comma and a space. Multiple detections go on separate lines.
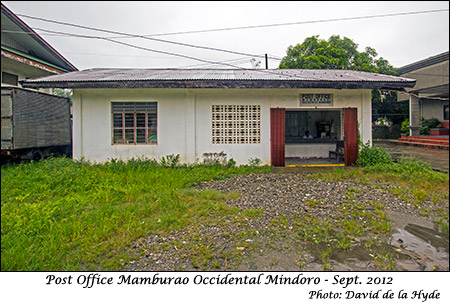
1, 86, 72, 162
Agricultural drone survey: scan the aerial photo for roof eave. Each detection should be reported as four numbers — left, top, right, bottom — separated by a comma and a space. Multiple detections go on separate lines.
2, 47, 72, 73
1, 3, 78, 72
21, 79, 416, 90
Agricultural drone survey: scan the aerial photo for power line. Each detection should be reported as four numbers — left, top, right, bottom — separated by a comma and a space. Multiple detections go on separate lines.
3, 26, 269, 69
28, 27, 247, 68
2, 28, 277, 67
3, 25, 279, 68
18, 8, 446, 38
22, 27, 304, 79
14, 13, 282, 61
99, 37, 298, 78
12, 8, 448, 68
29, 27, 288, 74
11, 8, 447, 75
178, 56, 257, 68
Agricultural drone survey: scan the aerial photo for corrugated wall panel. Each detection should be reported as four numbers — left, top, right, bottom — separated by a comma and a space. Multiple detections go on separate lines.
1, 89, 13, 150
270, 108, 285, 166
343, 107, 358, 166
12, 88, 71, 150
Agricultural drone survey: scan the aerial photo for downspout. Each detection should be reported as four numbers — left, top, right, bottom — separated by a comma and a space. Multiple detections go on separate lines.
80, 92, 83, 158
194, 92, 197, 160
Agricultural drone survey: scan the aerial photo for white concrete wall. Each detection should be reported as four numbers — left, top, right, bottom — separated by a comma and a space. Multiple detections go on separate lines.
285, 143, 336, 158
72, 88, 372, 165
421, 99, 449, 122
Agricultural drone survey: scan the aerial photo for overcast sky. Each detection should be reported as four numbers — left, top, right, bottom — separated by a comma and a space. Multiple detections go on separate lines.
3, 1, 449, 71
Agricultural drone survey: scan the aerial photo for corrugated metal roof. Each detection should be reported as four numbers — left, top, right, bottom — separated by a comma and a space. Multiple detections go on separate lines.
397, 51, 449, 74
22, 68, 412, 82
21, 68, 416, 90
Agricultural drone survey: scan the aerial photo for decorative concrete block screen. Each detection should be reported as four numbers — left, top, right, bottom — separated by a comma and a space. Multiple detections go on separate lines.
212, 105, 261, 144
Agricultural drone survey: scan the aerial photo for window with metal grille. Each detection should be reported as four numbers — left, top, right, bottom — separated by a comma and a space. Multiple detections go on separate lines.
111, 102, 157, 144
212, 105, 261, 144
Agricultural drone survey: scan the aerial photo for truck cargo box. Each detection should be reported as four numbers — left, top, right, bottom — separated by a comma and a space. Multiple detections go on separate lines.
1, 86, 71, 154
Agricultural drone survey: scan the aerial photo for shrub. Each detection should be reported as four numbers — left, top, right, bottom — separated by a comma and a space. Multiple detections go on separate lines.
418, 117, 441, 135
248, 157, 262, 167
422, 118, 441, 129
401, 119, 410, 135
356, 142, 393, 167
420, 125, 430, 135
226, 158, 236, 167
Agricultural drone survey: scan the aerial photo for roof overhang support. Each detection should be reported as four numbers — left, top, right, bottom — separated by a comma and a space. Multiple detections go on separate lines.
408, 94, 421, 136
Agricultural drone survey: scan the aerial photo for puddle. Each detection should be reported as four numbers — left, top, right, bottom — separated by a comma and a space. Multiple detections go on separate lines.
390, 224, 449, 271
297, 223, 449, 271
300, 243, 390, 271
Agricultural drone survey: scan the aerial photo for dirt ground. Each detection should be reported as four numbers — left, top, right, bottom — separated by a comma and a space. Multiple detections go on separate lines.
124, 171, 449, 272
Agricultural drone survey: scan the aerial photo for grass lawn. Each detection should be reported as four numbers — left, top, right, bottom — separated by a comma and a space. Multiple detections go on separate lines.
1, 156, 448, 271
1, 157, 269, 271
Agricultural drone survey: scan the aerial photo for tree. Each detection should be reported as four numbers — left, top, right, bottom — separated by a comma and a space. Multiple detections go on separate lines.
279, 35, 407, 124
279, 35, 396, 74
52, 88, 73, 99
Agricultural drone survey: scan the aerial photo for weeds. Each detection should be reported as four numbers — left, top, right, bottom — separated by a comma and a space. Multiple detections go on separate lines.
1, 157, 269, 271
320, 247, 333, 271
159, 154, 180, 168
248, 157, 262, 167
315, 157, 448, 235
372, 250, 396, 271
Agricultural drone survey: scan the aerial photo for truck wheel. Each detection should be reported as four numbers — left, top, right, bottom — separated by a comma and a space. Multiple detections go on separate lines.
32, 150, 43, 161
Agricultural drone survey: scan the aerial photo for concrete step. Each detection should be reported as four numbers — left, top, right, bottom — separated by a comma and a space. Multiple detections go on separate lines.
398, 138, 450, 145
400, 135, 449, 142
397, 140, 449, 150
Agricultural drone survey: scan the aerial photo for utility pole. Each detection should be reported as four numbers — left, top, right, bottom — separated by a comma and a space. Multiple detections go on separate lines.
265, 54, 268, 69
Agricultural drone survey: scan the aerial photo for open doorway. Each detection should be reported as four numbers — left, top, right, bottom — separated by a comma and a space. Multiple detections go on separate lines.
270, 107, 358, 167
285, 109, 344, 166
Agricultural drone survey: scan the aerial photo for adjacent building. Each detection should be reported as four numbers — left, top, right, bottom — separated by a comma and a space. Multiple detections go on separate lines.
1, 3, 77, 160
1, 3, 77, 89
397, 51, 449, 135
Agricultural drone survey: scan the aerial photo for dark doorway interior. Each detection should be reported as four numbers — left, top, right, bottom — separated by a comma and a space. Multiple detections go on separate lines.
285, 110, 344, 166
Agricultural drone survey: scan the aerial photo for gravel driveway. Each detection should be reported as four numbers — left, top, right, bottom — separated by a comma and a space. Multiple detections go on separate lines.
124, 172, 448, 271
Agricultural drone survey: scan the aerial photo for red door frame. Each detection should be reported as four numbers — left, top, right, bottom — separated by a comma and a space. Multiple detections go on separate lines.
270, 108, 285, 166
343, 107, 358, 166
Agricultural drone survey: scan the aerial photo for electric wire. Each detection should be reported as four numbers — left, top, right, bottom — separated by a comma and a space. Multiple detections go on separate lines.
8, 8, 448, 74
2, 28, 279, 67
28, 27, 296, 77
13, 14, 282, 60
17, 8, 448, 38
